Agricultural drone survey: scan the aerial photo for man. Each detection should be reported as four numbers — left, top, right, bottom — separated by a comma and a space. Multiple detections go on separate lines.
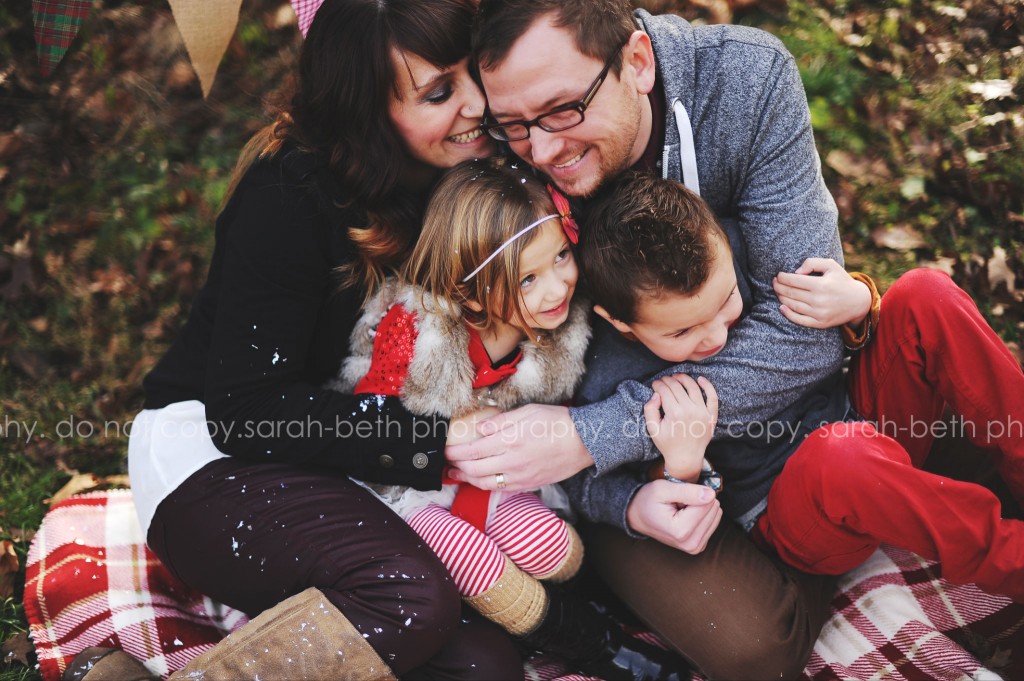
446, 1, 844, 677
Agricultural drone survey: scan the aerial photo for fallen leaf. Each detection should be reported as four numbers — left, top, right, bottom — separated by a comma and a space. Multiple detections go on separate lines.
919, 256, 957, 277
0, 235, 37, 301
45, 472, 101, 505
967, 79, 1014, 101
988, 247, 1016, 294
0, 132, 23, 160
271, 3, 296, 29
8, 349, 50, 380
44, 472, 132, 506
900, 176, 926, 200
0, 632, 34, 668
104, 474, 132, 488
964, 148, 988, 164
26, 316, 48, 334
871, 223, 927, 251
167, 58, 197, 91
825, 150, 891, 182
0, 539, 17, 598
6, 527, 35, 543
1006, 342, 1023, 368
936, 5, 967, 19
87, 264, 133, 295
983, 645, 1014, 671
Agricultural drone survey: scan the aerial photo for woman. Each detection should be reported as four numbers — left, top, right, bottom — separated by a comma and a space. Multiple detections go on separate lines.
125, 0, 519, 678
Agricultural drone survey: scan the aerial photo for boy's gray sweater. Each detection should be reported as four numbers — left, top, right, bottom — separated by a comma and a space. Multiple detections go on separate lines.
563, 10, 849, 531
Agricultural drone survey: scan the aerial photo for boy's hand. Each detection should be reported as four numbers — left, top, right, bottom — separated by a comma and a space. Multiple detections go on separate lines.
773, 258, 871, 329
643, 374, 717, 482
626, 480, 721, 554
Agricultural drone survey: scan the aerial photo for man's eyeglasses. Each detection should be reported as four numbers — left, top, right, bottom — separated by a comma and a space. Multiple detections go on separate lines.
483, 41, 628, 143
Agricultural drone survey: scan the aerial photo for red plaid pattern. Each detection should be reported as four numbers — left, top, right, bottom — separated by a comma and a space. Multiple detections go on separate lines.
23, 490, 248, 680
804, 544, 1023, 680
31, 0, 91, 76
23, 491, 1022, 680
289, 0, 323, 37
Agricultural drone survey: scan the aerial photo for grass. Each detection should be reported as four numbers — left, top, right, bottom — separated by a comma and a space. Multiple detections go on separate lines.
0, 0, 1021, 678
757, 0, 1023, 343
1, 2, 297, 677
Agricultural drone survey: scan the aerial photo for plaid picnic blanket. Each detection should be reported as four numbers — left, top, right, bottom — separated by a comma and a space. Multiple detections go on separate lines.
804, 545, 1023, 680
24, 490, 1023, 680
23, 490, 249, 680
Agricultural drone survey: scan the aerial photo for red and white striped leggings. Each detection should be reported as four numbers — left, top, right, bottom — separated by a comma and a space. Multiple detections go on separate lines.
406, 492, 572, 597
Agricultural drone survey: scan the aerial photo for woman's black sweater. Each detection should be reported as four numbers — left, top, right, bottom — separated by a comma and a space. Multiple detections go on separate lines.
142, 145, 446, 489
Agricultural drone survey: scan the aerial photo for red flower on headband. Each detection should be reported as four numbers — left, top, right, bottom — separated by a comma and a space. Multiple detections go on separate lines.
547, 184, 579, 245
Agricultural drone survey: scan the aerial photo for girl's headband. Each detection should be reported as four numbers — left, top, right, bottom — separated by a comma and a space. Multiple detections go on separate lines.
461, 214, 559, 283
460, 184, 579, 284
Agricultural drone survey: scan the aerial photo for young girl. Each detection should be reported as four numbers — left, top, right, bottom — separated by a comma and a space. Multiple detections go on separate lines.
331, 158, 689, 681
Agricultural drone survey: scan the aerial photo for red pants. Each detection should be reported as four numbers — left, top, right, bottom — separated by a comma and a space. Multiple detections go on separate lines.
755, 269, 1024, 601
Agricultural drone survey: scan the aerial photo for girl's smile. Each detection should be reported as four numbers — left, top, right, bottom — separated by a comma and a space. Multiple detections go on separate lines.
517, 219, 578, 331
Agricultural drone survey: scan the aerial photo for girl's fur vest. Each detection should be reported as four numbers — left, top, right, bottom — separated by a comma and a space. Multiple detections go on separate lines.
330, 280, 592, 417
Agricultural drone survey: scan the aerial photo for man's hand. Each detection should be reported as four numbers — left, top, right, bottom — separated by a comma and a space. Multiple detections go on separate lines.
445, 403, 594, 490
626, 479, 721, 554
773, 257, 871, 329
643, 374, 717, 482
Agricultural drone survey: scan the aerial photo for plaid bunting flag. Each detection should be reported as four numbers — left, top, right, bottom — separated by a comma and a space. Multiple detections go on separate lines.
31, 0, 91, 76
289, 0, 324, 37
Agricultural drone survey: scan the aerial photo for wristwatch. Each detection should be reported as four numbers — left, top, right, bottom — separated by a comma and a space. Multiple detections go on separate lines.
663, 458, 723, 496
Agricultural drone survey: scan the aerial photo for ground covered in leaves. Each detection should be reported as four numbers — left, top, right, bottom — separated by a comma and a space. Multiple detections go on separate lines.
1, 0, 1022, 678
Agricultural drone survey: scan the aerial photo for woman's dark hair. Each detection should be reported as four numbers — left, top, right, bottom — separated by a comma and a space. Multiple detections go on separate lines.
226, 0, 478, 292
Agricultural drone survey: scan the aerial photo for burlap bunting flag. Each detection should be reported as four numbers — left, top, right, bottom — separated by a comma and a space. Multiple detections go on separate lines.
167, 0, 244, 97
31, 0, 91, 76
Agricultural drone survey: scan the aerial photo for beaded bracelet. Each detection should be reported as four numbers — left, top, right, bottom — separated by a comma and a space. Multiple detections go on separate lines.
841, 272, 881, 351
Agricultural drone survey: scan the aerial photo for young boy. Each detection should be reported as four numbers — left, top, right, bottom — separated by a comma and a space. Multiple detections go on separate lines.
577, 172, 1024, 602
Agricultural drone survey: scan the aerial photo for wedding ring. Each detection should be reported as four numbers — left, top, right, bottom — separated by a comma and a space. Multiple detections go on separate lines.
495, 473, 507, 489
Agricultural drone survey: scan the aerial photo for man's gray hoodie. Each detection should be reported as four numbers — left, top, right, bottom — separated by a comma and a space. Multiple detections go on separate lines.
563, 10, 850, 532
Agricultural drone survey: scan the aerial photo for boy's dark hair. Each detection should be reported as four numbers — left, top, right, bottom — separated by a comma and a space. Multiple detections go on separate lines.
473, 0, 636, 74
578, 172, 728, 324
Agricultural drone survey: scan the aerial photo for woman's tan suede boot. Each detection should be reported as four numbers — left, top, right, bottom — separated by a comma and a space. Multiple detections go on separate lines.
168, 587, 396, 681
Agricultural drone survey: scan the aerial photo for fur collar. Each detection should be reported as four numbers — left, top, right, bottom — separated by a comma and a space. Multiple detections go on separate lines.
332, 280, 591, 418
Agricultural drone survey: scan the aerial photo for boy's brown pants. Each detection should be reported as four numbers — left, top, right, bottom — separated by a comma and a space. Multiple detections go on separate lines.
582, 520, 836, 681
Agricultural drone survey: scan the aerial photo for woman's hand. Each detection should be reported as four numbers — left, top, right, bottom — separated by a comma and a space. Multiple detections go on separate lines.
773, 258, 871, 329
446, 407, 501, 446
643, 374, 718, 482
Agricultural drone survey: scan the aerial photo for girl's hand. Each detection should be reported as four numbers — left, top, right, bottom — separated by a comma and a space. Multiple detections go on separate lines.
446, 407, 501, 446
773, 258, 871, 329
643, 374, 718, 482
